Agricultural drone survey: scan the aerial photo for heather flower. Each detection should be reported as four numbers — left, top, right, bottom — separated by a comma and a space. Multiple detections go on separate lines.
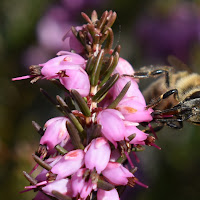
13, 52, 90, 96
16, 11, 161, 200
71, 168, 95, 199
97, 109, 126, 148
50, 149, 85, 180
40, 117, 70, 150
42, 178, 71, 198
40, 51, 86, 79
102, 162, 134, 186
63, 26, 86, 54
116, 97, 153, 123
100, 76, 145, 108
97, 188, 120, 200
113, 57, 135, 76
84, 137, 111, 174
124, 122, 148, 145
58, 65, 90, 97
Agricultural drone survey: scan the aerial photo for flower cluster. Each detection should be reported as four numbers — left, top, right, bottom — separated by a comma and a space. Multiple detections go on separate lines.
14, 11, 158, 200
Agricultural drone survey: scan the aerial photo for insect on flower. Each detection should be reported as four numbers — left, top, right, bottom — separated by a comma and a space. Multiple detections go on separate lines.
124, 56, 200, 130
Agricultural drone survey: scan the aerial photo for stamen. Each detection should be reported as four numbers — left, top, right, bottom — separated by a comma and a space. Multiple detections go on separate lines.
148, 123, 158, 139
12, 75, 32, 81
124, 151, 134, 168
132, 151, 140, 163
29, 163, 39, 175
135, 180, 149, 188
150, 142, 161, 150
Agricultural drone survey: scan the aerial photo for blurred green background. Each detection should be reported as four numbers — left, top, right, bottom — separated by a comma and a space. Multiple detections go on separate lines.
1, 0, 200, 199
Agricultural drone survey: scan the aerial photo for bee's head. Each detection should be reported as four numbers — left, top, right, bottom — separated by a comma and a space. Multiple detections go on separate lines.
183, 91, 200, 124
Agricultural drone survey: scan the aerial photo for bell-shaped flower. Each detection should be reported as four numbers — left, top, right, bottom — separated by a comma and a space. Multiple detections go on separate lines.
12, 51, 87, 83
51, 149, 85, 180
100, 77, 145, 108
113, 57, 134, 76
63, 26, 86, 54
40, 51, 86, 79
40, 117, 70, 150
59, 65, 90, 97
116, 97, 153, 123
124, 122, 148, 145
97, 109, 126, 148
42, 178, 71, 198
110, 77, 145, 104
97, 188, 120, 200
84, 137, 111, 174
71, 168, 95, 200
102, 162, 134, 186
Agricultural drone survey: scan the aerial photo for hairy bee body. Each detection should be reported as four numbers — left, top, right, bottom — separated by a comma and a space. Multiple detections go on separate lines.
143, 70, 200, 125
144, 71, 200, 107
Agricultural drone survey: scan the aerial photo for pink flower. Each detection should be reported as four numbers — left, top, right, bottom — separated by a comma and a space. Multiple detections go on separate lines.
113, 57, 134, 76
40, 51, 86, 79
59, 65, 90, 97
71, 168, 95, 200
116, 97, 153, 123
97, 188, 120, 200
100, 76, 145, 108
40, 117, 70, 150
42, 179, 72, 198
13, 52, 90, 97
97, 109, 126, 148
63, 26, 85, 54
102, 162, 134, 186
110, 77, 145, 104
51, 149, 85, 180
84, 137, 111, 174
124, 122, 148, 145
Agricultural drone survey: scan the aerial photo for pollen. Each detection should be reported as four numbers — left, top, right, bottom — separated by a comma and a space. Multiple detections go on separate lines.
63, 56, 72, 62
58, 128, 65, 139
64, 151, 78, 160
124, 106, 137, 113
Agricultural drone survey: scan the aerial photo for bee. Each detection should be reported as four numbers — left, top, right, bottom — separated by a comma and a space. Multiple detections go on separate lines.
125, 56, 200, 129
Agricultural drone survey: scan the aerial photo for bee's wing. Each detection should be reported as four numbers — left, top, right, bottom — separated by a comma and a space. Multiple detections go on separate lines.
167, 55, 192, 73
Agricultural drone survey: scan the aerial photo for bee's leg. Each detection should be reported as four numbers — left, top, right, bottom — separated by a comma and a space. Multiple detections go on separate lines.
124, 68, 170, 87
166, 121, 183, 129
143, 124, 164, 133
147, 89, 179, 109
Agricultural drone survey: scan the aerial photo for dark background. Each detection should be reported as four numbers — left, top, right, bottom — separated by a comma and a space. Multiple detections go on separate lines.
1, 0, 200, 199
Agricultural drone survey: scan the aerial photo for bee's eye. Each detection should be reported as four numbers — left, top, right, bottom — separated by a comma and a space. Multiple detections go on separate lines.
187, 91, 200, 100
